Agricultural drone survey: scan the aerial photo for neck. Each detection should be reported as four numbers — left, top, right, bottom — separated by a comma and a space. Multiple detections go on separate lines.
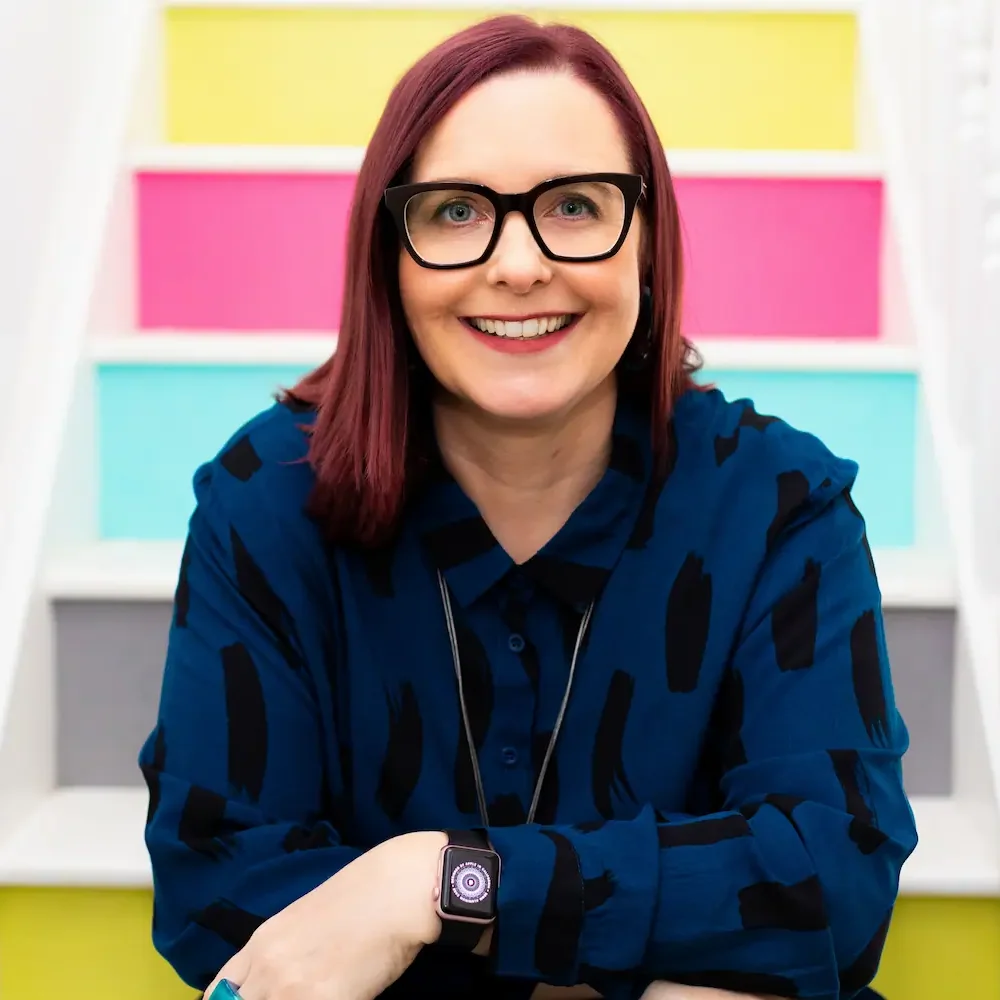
433, 379, 618, 563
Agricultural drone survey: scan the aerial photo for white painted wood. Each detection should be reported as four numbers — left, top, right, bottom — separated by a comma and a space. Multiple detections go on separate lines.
40, 538, 956, 609
162, 0, 864, 11
0, 0, 157, 849
89, 332, 919, 371
128, 144, 883, 179
0, 788, 990, 894
862, 0, 1000, 817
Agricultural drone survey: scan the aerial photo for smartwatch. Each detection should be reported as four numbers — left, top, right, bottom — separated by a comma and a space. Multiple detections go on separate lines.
434, 828, 501, 950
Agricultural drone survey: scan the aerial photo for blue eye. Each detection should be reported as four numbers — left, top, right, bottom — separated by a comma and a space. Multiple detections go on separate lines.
437, 201, 477, 223
556, 197, 597, 219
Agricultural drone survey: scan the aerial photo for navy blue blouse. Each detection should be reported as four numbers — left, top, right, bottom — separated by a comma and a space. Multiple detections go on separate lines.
139, 386, 917, 999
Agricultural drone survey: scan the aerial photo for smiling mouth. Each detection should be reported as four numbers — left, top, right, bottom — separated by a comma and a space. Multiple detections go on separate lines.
460, 314, 581, 341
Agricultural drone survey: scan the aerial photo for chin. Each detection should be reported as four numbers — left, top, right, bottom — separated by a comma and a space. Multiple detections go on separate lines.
468, 388, 582, 426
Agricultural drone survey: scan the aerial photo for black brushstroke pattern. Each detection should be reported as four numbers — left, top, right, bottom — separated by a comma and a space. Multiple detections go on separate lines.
608, 433, 645, 481
665, 553, 713, 693
583, 871, 616, 910
361, 545, 395, 598
535, 830, 584, 978
140, 724, 167, 826
627, 421, 677, 549
526, 555, 609, 606
771, 558, 821, 672
488, 794, 527, 826
842, 488, 878, 580
422, 516, 497, 569
557, 604, 592, 665
178, 786, 248, 860
716, 666, 747, 771
714, 404, 778, 468
840, 909, 892, 991
739, 874, 827, 931
230, 526, 302, 671
829, 749, 888, 855
376, 681, 423, 822
220, 434, 263, 482
531, 730, 559, 825
674, 970, 799, 996
658, 815, 750, 848
221, 643, 268, 806
739, 401, 779, 432
174, 538, 191, 628
714, 431, 740, 466
574, 819, 606, 834
766, 470, 812, 552
592, 670, 637, 818
453, 620, 494, 815
192, 899, 265, 948
851, 611, 890, 745
282, 823, 336, 852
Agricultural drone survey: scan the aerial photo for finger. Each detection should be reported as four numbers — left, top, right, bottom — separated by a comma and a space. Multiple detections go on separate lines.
204, 950, 252, 1000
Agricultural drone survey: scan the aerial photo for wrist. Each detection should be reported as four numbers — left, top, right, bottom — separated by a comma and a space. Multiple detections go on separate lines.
384, 830, 449, 946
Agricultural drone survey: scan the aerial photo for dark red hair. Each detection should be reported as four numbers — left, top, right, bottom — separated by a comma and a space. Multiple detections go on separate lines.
285, 14, 698, 546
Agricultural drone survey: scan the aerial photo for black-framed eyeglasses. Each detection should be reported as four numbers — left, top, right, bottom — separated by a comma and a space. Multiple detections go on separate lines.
383, 172, 645, 270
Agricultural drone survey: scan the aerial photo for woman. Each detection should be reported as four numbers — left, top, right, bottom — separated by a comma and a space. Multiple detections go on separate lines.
139, 15, 916, 1000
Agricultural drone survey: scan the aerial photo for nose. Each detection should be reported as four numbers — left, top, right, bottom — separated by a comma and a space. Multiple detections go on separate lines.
486, 211, 552, 292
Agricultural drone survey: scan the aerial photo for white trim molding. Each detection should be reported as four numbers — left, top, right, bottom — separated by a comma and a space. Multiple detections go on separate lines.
129, 144, 883, 180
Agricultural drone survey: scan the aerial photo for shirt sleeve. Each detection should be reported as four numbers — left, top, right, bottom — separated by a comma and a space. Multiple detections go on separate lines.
140, 464, 494, 997
138, 461, 366, 988
485, 486, 918, 1000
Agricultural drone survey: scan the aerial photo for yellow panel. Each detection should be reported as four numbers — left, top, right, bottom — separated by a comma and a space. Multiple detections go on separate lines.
0, 888, 195, 1000
874, 896, 1000, 998
4, 887, 991, 999
165, 9, 857, 150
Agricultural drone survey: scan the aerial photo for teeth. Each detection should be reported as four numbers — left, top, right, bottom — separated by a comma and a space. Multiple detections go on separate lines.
468, 315, 573, 339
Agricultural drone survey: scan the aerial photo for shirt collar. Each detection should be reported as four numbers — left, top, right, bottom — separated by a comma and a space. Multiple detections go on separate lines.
411, 398, 653, 609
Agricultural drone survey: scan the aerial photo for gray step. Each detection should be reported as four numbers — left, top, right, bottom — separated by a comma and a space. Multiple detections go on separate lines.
47, 542, 957, 795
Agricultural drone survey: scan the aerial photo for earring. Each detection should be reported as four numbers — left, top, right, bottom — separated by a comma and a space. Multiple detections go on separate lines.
621, 284, 653, 372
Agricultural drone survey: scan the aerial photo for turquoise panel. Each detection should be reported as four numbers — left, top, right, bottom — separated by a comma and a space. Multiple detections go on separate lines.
97, 363, 311, 539
97, 364, 916, 545
698, 368, 916, 548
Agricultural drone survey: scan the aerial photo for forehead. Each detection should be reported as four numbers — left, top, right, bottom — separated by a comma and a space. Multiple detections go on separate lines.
409, 70, 632, 189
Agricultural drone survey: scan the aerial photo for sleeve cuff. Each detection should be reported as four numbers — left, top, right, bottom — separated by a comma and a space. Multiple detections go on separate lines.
488, 808, 659, 983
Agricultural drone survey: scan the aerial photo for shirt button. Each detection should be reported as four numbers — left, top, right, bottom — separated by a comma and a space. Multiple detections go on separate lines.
508, 633, 525, 653
501, 747, 519, 766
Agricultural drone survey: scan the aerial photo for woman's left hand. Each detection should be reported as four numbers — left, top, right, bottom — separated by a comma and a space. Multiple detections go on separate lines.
204, 831, 449, 1000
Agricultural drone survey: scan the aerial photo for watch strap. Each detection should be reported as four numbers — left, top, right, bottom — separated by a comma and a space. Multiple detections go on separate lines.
444, 827, 492, 850
437, 828, 495, 951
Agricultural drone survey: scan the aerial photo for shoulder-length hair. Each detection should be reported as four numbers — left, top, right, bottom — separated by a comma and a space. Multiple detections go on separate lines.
284, 14, 699, 547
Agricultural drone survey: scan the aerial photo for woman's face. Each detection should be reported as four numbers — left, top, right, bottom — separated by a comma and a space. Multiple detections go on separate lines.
398, 70, 644, 425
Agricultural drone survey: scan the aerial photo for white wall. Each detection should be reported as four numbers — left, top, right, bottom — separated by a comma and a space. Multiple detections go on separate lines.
0, 1, 92, 406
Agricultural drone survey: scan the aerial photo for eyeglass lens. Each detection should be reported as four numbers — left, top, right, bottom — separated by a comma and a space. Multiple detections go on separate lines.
402, 181, 628, 266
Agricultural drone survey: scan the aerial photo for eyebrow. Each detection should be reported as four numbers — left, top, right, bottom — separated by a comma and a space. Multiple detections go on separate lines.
410, 172, 615, 188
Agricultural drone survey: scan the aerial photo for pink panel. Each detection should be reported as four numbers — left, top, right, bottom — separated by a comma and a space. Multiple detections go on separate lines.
138, 172, 355, 330
138, 172, 882, 338
675, 176, 882, 339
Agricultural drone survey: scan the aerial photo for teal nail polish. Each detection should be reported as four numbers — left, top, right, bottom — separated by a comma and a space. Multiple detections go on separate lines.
209, 980, 241, 1000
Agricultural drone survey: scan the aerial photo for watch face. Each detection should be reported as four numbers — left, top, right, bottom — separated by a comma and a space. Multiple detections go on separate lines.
441, 846, 499, 919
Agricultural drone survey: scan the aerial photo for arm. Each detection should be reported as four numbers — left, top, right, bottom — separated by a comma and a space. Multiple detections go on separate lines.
141, 466, 486, 996
139, 464, 365, 987
483, 488, 917, 999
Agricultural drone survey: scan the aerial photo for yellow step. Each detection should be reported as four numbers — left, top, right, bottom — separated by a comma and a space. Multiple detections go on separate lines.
0, 790, 996, 997
0, 888, 996, 999
164, 6, 859, 149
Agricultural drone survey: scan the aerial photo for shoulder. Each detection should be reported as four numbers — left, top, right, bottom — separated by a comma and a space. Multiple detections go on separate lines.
666, 386, 862, 559
189, 398, 321, 551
